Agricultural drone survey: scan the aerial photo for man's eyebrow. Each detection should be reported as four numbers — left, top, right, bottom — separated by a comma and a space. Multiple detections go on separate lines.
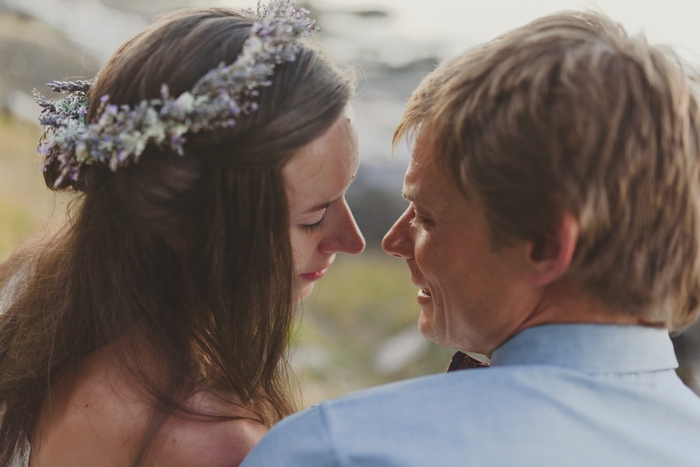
402, 187, 417, 202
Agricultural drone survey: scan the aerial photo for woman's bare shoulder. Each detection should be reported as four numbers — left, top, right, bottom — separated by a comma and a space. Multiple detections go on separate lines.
30, 345, 267, 467
149, 411, 267, 467
148, 385, 267, 466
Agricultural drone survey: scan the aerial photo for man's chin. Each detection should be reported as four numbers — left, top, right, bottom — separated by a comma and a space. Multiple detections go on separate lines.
419, 309, 466, 349
417, 312, 444, 346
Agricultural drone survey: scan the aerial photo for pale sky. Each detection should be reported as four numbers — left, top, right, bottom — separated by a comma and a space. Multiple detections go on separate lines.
222, 0, 700, 62
13, 0, 700, 65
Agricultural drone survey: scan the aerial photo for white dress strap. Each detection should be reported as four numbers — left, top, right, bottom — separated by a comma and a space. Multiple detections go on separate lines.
1, 267, 32, 465
0, 406, 30, 467
10, 440, 30, 467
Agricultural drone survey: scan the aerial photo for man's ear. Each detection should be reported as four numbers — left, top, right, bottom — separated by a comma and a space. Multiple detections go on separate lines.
526, 212, 579, 287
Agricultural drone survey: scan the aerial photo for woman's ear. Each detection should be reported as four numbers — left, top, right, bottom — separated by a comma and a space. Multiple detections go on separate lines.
526, 212, 579, 287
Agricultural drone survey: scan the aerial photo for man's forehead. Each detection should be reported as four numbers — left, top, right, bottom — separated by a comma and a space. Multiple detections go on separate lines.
406, 130, 438, 174
403, 130, 474, 206
403, 135, 445, 201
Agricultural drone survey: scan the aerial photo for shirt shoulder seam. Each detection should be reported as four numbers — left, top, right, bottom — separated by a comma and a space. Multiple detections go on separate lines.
319, 403, 344, 467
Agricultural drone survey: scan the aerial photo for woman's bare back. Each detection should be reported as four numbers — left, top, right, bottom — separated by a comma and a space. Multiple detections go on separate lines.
30, 344, 267, 467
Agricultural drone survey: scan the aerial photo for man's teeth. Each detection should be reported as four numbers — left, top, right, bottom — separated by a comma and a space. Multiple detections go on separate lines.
421, 288, 431, 297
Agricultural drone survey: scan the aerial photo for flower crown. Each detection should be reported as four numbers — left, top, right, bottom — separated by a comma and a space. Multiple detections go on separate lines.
33, 0, 318, 187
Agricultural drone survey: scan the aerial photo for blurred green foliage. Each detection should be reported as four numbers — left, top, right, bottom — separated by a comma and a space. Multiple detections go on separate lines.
294, 254, 455, 405
0, 195, 34, 257
0, 115, 51, 261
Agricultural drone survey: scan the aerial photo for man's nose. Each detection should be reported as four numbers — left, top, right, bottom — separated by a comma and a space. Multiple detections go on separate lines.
382, 206, 414, 260
320, 200, 365, 255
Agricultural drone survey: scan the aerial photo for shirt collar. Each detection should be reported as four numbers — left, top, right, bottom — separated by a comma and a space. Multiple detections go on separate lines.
490, 324, 678, 373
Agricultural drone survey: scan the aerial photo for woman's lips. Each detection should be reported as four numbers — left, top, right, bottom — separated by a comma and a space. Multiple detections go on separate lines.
299, 267, 329, 282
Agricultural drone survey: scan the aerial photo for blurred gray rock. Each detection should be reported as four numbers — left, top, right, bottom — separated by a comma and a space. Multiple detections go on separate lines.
1, 89, 39, 122
672, 320, 700, 395
290, 344, 331, 373
374, 325, 430, 374
0, 7, 100, 122
6, 0, 145, 63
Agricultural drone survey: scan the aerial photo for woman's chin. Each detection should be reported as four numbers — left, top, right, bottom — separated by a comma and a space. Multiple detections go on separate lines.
295, 282, 316, 303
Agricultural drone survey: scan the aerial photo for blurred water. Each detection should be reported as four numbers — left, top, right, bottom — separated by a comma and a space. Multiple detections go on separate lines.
8, 0, 700, 80
315, 0, 700, 64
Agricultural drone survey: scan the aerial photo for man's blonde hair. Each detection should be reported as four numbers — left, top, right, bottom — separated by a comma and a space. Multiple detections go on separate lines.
395, 11, 700, 331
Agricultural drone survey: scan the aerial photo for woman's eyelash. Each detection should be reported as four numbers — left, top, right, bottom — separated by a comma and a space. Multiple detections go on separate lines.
300, 216, 326, 234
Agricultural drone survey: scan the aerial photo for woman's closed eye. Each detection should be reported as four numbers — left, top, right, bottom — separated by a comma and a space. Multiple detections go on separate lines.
300, 215, 326, 234
298, 198, 340, 234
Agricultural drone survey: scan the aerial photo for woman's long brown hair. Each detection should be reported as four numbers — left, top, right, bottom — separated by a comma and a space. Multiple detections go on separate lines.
0, 8, 352, 465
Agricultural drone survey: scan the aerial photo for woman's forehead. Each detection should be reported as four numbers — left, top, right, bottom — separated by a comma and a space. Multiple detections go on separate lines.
283, 108, 359, 210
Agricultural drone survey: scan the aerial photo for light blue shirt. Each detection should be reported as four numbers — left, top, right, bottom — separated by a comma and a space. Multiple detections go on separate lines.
241, 324, 700, 466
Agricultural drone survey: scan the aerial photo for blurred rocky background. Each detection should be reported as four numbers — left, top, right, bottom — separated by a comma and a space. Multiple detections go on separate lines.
1, 0, 699, 404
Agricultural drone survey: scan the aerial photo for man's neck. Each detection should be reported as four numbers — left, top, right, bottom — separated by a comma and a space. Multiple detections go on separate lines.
512, 280, 660, 336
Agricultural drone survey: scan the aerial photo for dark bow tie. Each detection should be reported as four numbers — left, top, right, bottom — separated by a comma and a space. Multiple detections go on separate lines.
447, 351, 490, 372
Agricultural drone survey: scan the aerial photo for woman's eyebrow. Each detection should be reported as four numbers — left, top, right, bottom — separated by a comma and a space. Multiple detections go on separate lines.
302, 173, 356, 215
303, 196, 340, 215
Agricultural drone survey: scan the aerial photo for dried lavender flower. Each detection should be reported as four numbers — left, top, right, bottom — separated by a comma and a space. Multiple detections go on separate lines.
33, 0, 317, 187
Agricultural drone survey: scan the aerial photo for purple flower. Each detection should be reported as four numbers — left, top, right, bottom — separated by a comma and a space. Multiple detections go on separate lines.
32, 0, 317, 178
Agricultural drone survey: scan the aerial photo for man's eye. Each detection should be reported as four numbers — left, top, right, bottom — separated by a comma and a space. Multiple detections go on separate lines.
300, 217, 326, 234
412, 214, 434, 229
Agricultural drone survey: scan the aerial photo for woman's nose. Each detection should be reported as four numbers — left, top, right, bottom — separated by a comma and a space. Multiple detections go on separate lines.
320, 200, 365, 255
382, 206, 414, 260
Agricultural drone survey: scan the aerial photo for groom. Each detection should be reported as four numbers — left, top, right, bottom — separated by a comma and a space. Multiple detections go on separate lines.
242, 11, 700, 466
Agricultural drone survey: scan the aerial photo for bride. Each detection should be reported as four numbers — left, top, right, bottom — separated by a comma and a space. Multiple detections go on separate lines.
0, 2, 364, 465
